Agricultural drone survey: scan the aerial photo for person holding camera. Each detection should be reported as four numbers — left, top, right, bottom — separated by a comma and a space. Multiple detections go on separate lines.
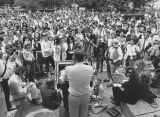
1, 43, 18, 111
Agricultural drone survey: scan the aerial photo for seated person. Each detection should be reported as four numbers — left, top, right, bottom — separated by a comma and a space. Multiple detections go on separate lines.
91, 79, 104, 100
150, 58, 160, 88
139, 70, 157, 108
111, 67, 140, 105
8, 66, 41, 105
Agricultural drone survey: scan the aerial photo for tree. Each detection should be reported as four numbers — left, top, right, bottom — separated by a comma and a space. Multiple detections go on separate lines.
14, 0, 42, 11
0, 0, 14, 6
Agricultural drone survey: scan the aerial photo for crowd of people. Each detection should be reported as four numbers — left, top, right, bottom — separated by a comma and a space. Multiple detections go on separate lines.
0, 6, 160, 117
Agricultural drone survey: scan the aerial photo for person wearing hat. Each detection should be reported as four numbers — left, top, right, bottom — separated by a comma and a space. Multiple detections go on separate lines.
107, 39, 123, 86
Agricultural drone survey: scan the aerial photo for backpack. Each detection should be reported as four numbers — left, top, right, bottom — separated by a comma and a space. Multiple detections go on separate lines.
40, 80, 62, 110
42, 89, 62, 110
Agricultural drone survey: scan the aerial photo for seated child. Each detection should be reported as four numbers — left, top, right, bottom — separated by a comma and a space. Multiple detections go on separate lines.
91, 79, 104, 100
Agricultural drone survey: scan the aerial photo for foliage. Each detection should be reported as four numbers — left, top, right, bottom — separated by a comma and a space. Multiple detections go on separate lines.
14, 0, 40, 11
0, 0, 157, 12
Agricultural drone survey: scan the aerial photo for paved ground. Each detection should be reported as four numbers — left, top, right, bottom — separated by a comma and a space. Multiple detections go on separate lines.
8, 63, 124, 117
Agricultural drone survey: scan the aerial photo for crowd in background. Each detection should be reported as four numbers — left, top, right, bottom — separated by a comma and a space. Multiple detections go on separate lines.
0, 7, 160, 117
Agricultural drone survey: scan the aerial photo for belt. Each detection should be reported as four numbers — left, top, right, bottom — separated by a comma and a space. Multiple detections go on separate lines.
70, 92, 90, 97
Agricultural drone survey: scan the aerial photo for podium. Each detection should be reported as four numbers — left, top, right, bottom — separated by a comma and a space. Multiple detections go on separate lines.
55, 60, 74, 84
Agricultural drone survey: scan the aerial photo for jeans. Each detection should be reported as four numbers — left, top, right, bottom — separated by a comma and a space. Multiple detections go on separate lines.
68, 93, 90, 117
0, 85, 7, 117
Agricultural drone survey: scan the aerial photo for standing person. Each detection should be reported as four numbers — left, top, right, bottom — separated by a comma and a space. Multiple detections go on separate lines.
1, 43, 17, 111
107, 39, 123, 87
60, 49, 94, 117
66, 32, 74, 60
0, 36, 7, 117
41, 33, 55, 73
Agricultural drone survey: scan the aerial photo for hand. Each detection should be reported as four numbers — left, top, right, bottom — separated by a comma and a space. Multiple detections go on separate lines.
113, 83, 122, 87
122, 79, 129, 84
113, 60, 118, 63
27, 86, 33, 93
32, 58, 35, 61
10, 53, 17, 62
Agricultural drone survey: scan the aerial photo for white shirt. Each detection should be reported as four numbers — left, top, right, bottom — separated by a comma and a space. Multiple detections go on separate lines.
139, 36, 152, 50
108, 47, 123, 60
41, 40, 53, 57
125, 44, 140, 58
60, 63, 94, 96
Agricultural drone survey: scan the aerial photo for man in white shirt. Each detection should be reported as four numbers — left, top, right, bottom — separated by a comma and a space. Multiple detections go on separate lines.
60, 49, 94, 117
107, 39, 123, 86
41, 33, 55, 72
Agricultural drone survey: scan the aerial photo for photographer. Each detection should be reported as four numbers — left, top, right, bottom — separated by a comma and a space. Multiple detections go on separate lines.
1, 43, 18, 111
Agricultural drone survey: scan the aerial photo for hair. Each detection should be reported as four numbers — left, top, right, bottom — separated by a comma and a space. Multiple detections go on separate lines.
74, 49, 85, 62
15, 66, 26, 76
0, 36, 4, 41
125, 66, 139, 83
14, 40, 23, 49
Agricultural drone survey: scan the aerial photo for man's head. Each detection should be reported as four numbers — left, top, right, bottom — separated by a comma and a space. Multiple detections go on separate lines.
15, 66, 26, 78
73, 49, 85, 62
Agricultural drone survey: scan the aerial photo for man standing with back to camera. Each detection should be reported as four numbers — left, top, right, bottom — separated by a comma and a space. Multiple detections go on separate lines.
60, 49, 94, 117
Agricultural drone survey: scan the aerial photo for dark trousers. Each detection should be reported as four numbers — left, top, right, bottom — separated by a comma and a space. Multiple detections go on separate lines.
25, 61, 36, 82
1, 79, 11, 110
61, 81, 69, 110
44, 56, 55, 72
112, 86, 125, 103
